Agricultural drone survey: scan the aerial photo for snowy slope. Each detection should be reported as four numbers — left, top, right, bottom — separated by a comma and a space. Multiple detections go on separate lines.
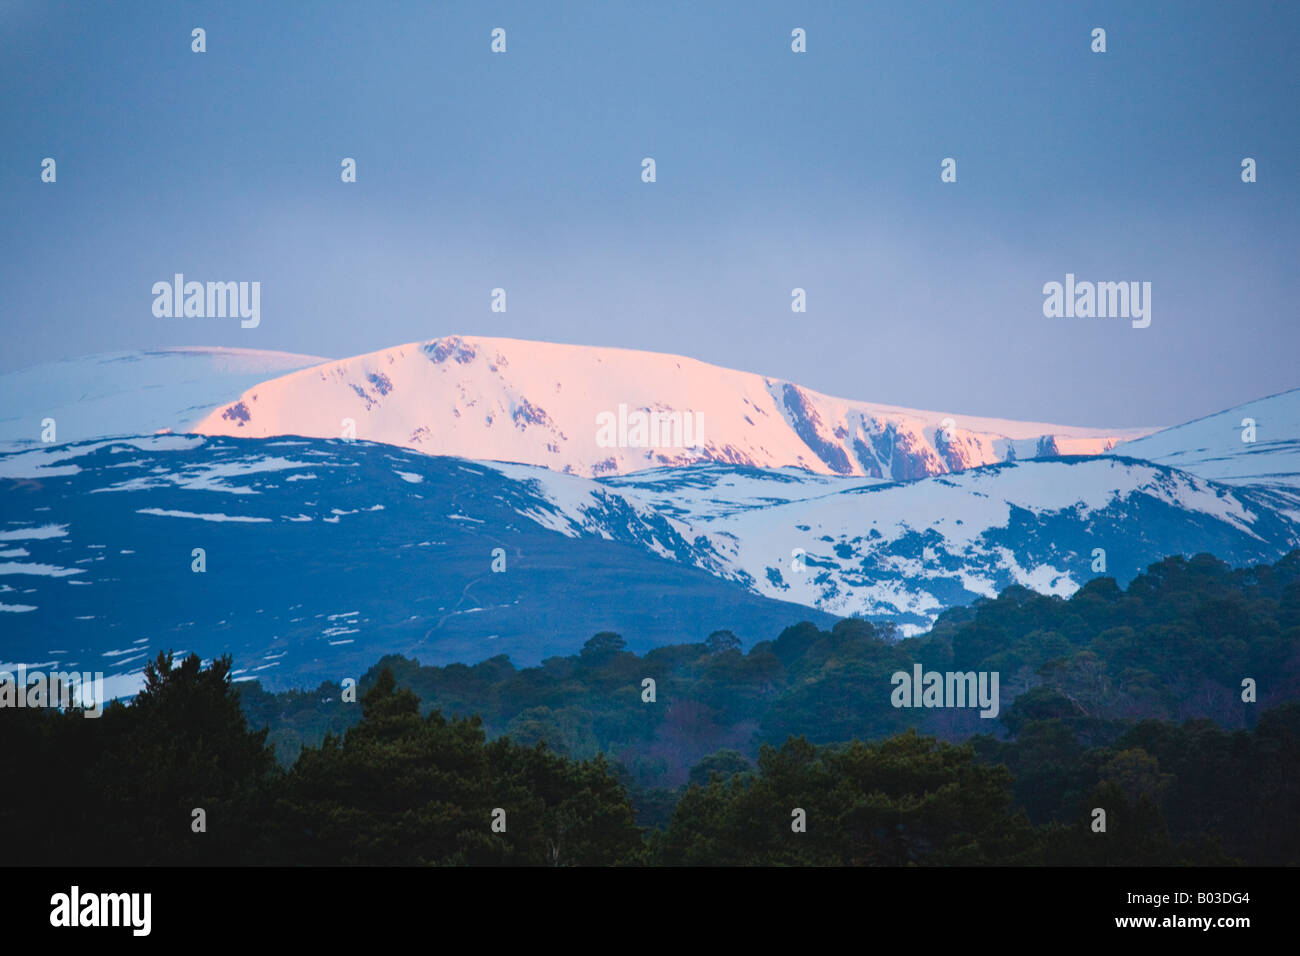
495, 453, 1300, 629
0, 348, 329, 449
598, 464, 879, 521
4, 435, 1295, 692
693, 457, 1297, 627
191, 335, 1150, 478
0, 435, 834, 693
1111, 387, 1300, 493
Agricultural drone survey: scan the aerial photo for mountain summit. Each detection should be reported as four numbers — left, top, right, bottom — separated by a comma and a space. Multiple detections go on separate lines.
191, 335, 1150, 478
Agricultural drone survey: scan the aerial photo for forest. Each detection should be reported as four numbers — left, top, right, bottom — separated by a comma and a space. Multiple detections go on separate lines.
2, 551, 1297, 865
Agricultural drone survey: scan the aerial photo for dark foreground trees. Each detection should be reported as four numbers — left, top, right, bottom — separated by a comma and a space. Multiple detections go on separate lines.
274, 669, 642, 865
4, 647, 1297, 865
0, 653, 641, 866
652, 731, 1044, 865
1, 652, 277, 865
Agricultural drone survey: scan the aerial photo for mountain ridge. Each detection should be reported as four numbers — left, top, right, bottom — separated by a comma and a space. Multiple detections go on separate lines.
0, 347, 329, 449
190, 334, 1154, 478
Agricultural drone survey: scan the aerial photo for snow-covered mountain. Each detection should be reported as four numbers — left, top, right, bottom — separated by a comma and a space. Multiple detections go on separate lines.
1111, 387, 1300, 493
0, 347, 329, 449
4, 337, 1296, 695
593, 456, 1300, 628
3, 432, 1296, 692
0, 435, 836, 693
190, 335, 1151, 478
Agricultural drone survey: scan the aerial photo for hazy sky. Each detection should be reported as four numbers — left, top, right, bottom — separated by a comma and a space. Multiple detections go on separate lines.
2, 0, 1296, 428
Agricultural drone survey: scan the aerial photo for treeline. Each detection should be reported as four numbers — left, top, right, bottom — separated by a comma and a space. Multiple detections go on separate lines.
241, 551, 1300, 793
2, 649, 1298, 864
3, 550, 1297, 864
0, 653, 641, 866
656, 705, 1300, 865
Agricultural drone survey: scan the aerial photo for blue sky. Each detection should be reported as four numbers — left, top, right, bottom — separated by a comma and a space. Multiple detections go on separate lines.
1, 0, 1296, 428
